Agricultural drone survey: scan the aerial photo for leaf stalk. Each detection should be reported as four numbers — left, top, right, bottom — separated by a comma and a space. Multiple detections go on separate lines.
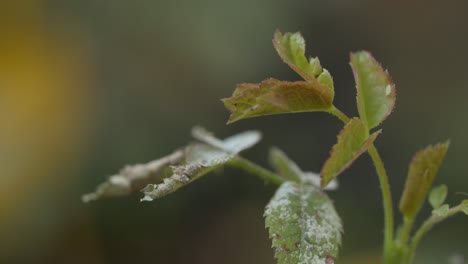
227, 157, 285, 185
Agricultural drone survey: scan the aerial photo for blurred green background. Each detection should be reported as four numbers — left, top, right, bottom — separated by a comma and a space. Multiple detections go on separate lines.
1, 0, 467, 263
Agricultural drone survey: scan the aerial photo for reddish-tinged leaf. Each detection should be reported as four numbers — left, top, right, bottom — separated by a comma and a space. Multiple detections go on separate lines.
350, 51, 396, 129
321, 118, 381, 187
399, 142, 449, 218
222, 79, 333, 124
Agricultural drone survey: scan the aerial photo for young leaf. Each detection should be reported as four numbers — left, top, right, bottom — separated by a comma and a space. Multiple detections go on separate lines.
273, 30, 314, 80
350, 51, 396, 129
321, 118, 381, 187
264, 181, 342, 264
432, 204, 450, 217
222, 78, 334, 124
273, 30, 335, 92
399, 142, 450, 219
428, 184, 448, 209
82, 150, 184, 203
269, 147, 338, 190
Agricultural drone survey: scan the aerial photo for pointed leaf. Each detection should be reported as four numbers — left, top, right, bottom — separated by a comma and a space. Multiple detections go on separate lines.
264, 181, 342, 264
222, 79, 334, 124
432, 204, 450, 217
321, 118, 381, 187
350, 51, 396, 129
273, 30, 335, 92
428, 184, 448, 209
399, 142, 449, 218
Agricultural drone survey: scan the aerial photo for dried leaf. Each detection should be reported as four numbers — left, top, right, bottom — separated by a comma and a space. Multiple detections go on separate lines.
264, 181, 342, 264
321, 118, 381, 187
141, 143, 232, 201
350, 51, 396, 129
83, 127, 261, 202
222, 79, 333, 124
191, 126, 261, 154
82, 150, 184, 203
399, 142, 449, 218
141, 128, 262, 202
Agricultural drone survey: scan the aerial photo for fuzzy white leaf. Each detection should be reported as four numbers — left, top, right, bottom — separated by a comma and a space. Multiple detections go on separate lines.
264, 181, 342, 264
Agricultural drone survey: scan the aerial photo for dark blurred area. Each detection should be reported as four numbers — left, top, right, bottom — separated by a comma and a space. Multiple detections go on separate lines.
1, 0, 467, 263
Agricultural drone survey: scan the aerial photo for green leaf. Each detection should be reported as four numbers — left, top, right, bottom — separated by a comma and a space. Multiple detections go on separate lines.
82, 128, 261, 202
269, 147, 303, 183
432, 204, 450, 217
321, 118, 381, 187
222, 78, 334, 124
269, 147, 339, 190
399, 142, 450, 218
350, 51, 396, 129
264, 181, 342, 264
428, 184, 448, 209
273, 30, 335, 91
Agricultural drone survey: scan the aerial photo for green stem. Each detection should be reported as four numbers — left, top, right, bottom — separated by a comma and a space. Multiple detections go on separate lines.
329, 105, 395, 261
407, 204, 465, 262
367, 144, 395, 258
329, 106, 350, 123
227, 157, 284, 185
398, 216, 414, 246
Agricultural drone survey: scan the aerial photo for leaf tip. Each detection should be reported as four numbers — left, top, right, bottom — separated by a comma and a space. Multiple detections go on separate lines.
320, 177, 328, 189
226, 116, 237, 125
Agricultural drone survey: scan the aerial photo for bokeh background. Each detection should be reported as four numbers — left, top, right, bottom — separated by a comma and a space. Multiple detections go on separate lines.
1, 0, 467, 263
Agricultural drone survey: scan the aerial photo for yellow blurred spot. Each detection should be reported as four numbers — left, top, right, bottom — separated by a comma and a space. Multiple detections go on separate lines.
0, 0, 91, 252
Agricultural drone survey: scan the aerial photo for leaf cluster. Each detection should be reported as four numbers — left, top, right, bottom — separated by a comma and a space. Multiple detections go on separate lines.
83, 30, 467, 264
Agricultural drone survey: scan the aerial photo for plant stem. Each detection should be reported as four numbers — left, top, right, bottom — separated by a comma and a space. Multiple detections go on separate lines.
329, 106, 350, 123
367, 144, 395, 258
329, 105, 395, 261
227, 157, 284, 185
407, 204, 465, 262
398, 216, 414, 246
